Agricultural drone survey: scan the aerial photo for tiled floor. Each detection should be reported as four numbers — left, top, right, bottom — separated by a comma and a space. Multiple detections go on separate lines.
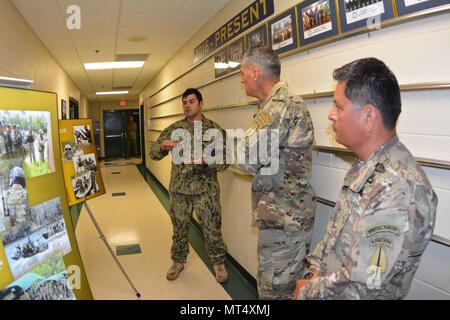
75, 164, 231, 300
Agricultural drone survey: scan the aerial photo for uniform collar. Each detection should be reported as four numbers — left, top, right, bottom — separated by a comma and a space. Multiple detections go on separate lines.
260, 81, 288, 108
184, 114, 206, 126
345, 135, 399, 193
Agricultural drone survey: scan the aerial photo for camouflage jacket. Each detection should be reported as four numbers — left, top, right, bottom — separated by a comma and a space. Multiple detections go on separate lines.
150, 116, 229, 195
125, 122, 137, 139
234, 81, 316, 231
297, 135, 438, 300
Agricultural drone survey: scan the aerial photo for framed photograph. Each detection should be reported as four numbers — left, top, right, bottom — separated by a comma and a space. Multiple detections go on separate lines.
338, 0, 395, 33
396, 0, 448, 16
61, 99, 66, 120
268, 8, 299, 55
214, 47, 229, 79
245, 24, 268, 50
297, 0, 339, 46
228, 38, 245, 72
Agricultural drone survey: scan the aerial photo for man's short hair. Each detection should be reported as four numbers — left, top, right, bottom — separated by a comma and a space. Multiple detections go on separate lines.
333, 57, 401, 130
241, 47, 281, 79
182, 88, 203, 102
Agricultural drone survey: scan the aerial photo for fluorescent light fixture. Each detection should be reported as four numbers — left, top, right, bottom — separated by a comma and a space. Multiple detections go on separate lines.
0, 76, 34, 84
84, 61, 145, 70
96, 91, 129, 95
0, 76, 34, 89
214, 62, 229, 69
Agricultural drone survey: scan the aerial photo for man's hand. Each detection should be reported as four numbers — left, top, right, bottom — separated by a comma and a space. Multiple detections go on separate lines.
159, 140, 179, 151
293, 267, 320, 300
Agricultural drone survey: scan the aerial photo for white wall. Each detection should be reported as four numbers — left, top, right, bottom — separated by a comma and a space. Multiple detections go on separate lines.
141, 0, 450, 299
0, 0, 82, 119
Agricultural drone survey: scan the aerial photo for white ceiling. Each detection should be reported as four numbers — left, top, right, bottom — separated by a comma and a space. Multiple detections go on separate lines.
12, 0, 231, 101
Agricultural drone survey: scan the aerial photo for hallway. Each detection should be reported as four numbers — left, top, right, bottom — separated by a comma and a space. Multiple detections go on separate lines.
74, 164, 232, 300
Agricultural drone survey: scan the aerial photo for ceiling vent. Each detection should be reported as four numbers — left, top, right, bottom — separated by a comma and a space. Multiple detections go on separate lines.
115, 54, 148, 62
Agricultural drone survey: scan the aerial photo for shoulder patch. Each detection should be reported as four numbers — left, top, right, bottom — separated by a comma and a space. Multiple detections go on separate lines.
254, 111, 273, 129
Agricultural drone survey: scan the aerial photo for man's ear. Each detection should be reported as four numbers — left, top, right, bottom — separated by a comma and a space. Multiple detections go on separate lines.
362, 104, 378, 132
253, 66, 263, 81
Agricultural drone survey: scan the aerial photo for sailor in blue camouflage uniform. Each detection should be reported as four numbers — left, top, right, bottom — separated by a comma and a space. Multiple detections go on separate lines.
235, 47, 316, 299
294, 58, 438, 300
150, 88, 229, 283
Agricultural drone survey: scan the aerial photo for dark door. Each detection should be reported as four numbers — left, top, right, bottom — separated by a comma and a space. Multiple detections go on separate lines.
69, 97, 79, 119
104, 110, 125, 158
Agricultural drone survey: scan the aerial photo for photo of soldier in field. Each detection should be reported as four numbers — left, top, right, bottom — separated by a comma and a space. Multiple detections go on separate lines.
0, 110, 54, 179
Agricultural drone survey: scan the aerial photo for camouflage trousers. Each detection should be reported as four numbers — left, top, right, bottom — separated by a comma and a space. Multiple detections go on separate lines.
257, 229, 312, 300
169, 192, 227, 265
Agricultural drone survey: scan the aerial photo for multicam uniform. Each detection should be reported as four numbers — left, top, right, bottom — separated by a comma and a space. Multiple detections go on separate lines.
296, 136, 437, 300
150, 116, 229, 265
125, 121, 138, 157
235, 81, 316, 300
5, 184, 30, 226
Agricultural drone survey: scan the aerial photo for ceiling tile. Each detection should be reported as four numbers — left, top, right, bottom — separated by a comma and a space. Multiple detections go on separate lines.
12, 0, 61, 20
120, 0, 184, 17
57, 0, 120, 18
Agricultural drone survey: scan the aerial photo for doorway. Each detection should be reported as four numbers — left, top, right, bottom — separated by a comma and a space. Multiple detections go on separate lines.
69, 97, 79, 119
103, 109, 141, 161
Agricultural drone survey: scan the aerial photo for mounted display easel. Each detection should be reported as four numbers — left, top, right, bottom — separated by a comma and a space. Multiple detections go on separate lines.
59, 119, 140, 298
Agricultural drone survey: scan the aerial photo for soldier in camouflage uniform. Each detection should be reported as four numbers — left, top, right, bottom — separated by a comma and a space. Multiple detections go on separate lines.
5, 166, 30, 226
235, 48, 316, 299
150, 88, 229, 283
294, 58, 437, 300
0, 121, 7, 159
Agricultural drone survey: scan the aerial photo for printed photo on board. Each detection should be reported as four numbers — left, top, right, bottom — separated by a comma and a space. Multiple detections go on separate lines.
71, 171, 100, 200
73, 125, 92, 148
2, 197, 71, 279
61, 141, 83, 162
0, 253, 76, 300
0, 158, 29, 235
0, 110, 54, 178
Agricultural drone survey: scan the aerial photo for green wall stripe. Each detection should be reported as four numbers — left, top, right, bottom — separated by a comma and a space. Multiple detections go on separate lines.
137, 164, 258, 300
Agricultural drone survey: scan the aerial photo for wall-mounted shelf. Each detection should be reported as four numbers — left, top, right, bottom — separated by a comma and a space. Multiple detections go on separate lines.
228, 167, 449, 247
316, 197, 449, 248
313, 145, 450, 171
149, 81, 450, 117
150, 101, 258, 120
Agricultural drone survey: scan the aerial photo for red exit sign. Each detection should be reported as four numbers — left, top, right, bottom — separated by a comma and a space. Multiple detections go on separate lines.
119, 100, 126, 107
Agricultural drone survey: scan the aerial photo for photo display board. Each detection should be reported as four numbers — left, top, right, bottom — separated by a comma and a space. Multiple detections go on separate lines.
59, 119, 105, 206
0, 87, 92, 300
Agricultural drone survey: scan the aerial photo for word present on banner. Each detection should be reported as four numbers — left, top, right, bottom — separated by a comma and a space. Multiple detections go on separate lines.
194, 0, 274, 63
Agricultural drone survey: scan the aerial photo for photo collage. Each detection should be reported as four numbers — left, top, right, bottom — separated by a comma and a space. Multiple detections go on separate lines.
0, 109, 76, 300
59, 120, 105, 206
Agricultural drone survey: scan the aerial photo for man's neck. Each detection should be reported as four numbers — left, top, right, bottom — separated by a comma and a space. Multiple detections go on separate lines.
353, 130, 396, 161
186, 114, 203, 124
257, 79, 280, 102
